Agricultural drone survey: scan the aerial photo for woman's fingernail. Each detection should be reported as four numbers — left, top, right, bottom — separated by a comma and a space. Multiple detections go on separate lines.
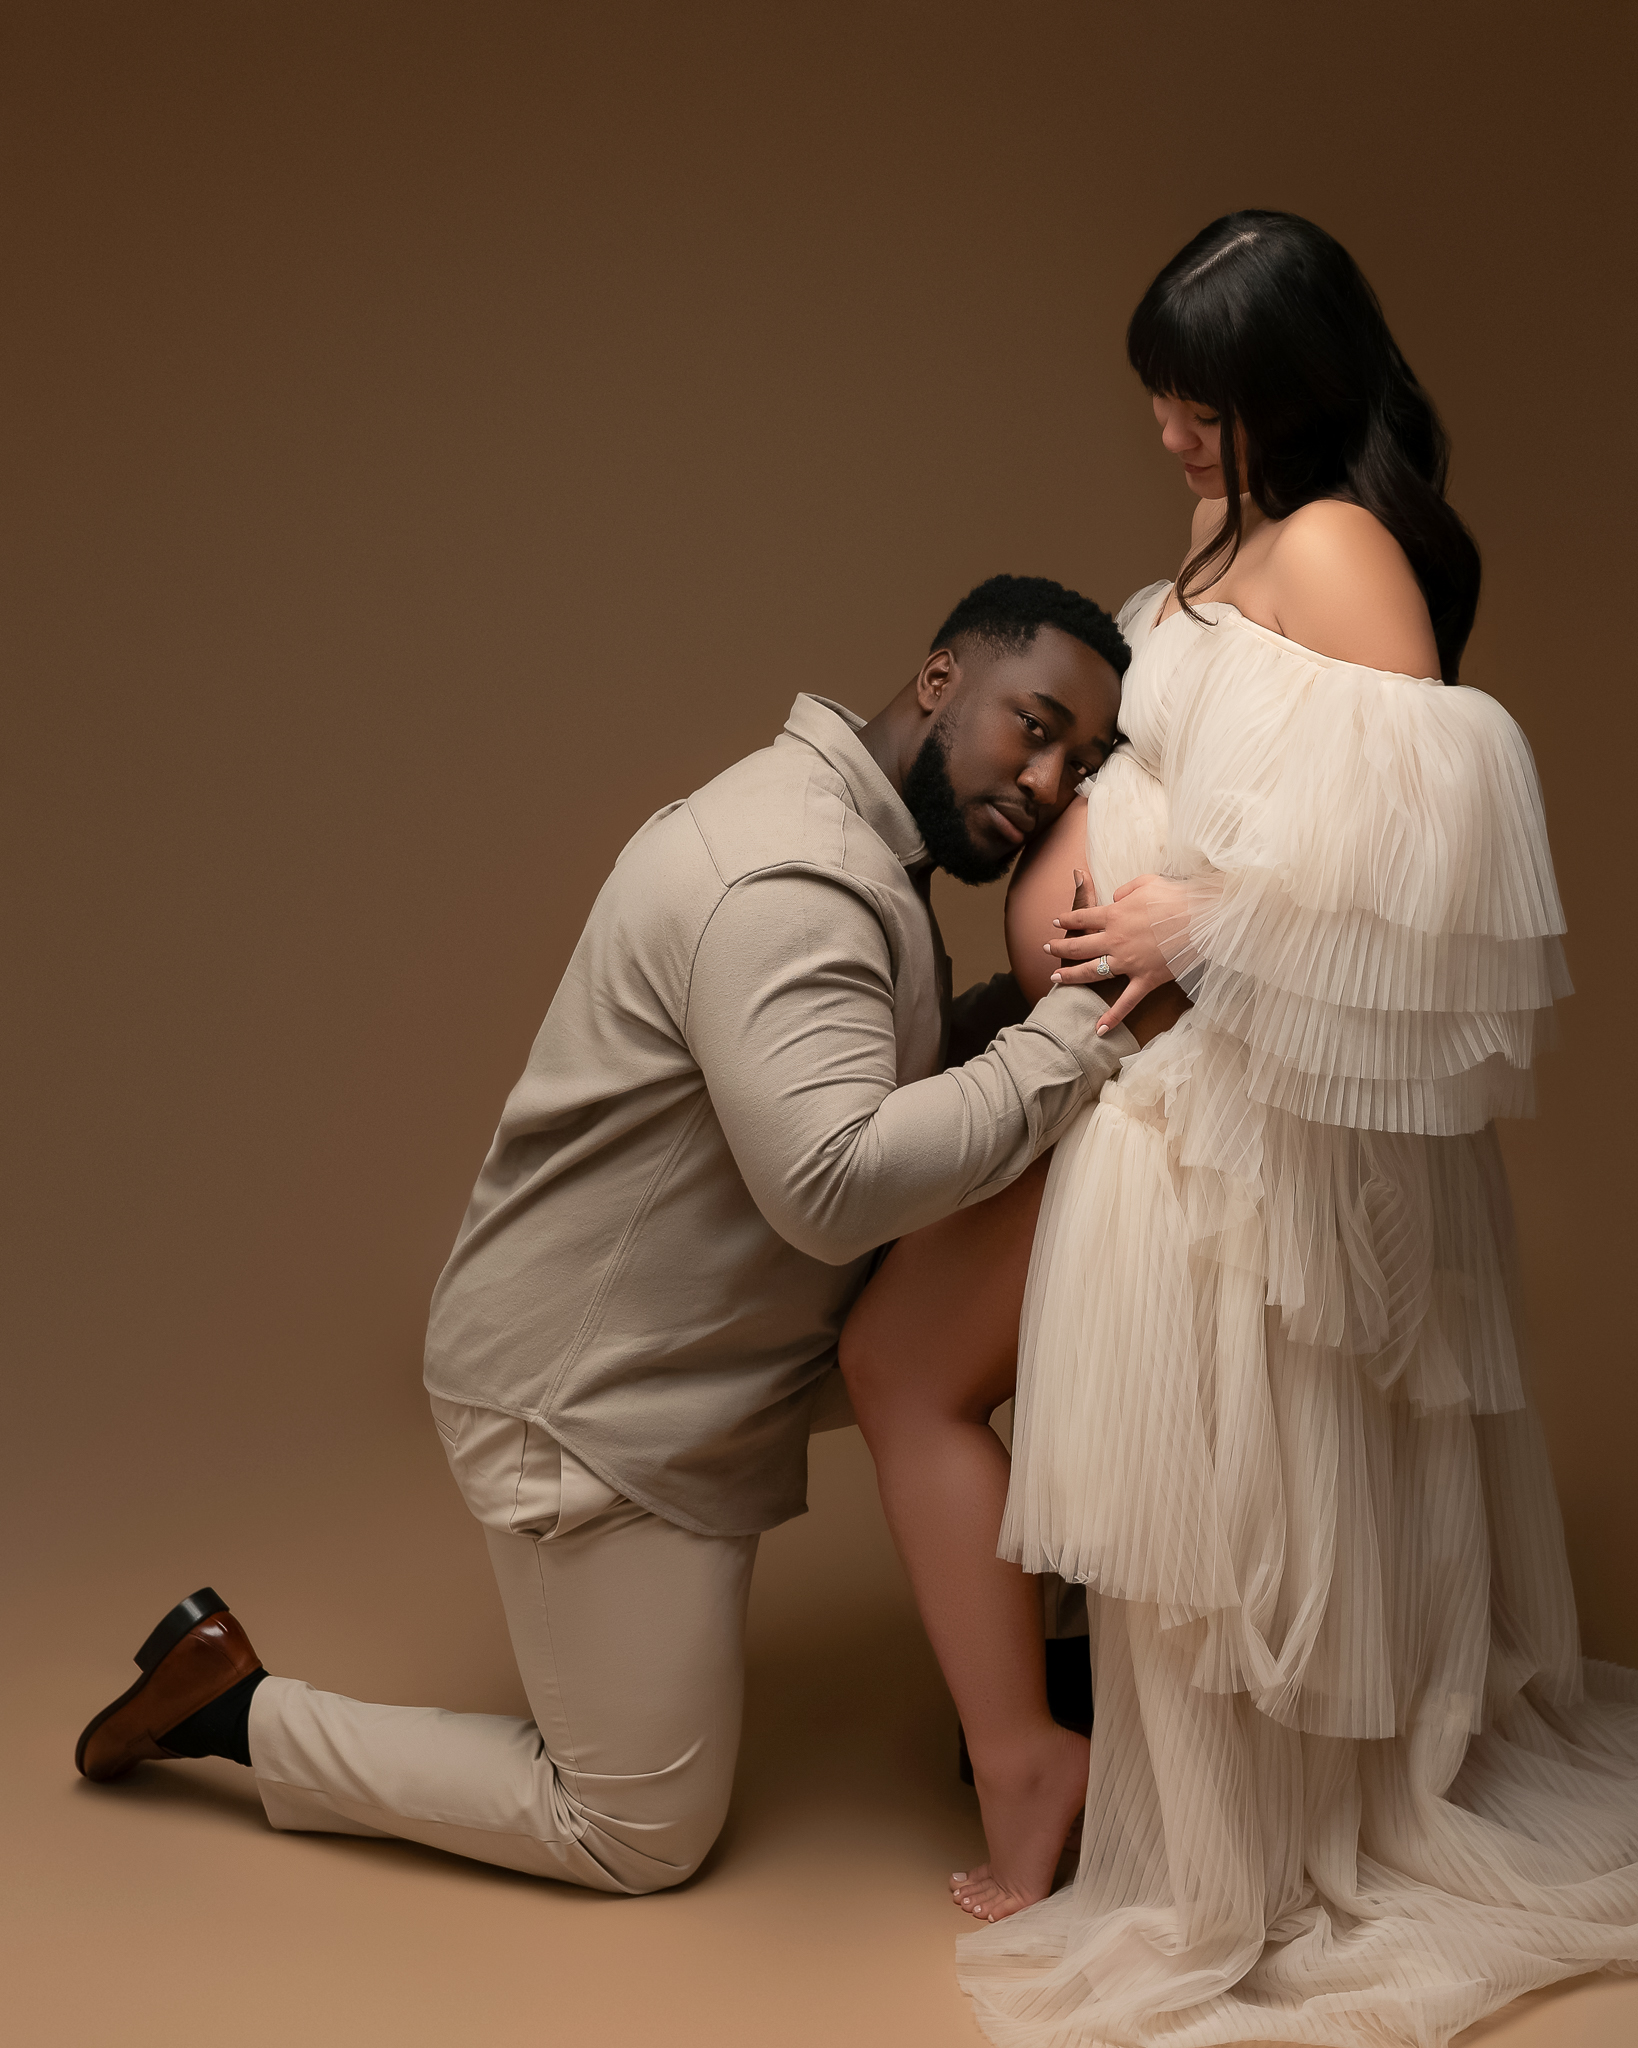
1050, 972, 1061, 985
952, 1872, 967, 1881
1097, 1021, 1108, 1034
1043, 942, 1053, 953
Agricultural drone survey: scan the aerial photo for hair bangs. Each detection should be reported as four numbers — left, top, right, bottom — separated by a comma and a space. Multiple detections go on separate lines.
1127, 286, 1233, 412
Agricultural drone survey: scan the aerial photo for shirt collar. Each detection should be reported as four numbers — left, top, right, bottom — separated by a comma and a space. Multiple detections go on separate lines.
779, 694, 930, 872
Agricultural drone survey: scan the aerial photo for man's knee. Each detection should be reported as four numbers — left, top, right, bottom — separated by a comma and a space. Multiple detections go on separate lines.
581, 1786, 731, 1895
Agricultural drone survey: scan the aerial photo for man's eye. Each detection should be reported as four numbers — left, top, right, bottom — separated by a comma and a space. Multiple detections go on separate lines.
1021, 715, 1045, 739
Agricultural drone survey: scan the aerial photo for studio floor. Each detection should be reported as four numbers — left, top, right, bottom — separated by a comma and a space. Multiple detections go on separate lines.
5, 1425, 1634, 2048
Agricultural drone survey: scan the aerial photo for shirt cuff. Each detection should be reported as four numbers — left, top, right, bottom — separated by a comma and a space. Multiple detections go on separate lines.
1029, 982, 1140, 1077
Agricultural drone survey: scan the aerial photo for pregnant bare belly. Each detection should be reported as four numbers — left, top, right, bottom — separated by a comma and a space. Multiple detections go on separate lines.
1005, 796, 1090, 1005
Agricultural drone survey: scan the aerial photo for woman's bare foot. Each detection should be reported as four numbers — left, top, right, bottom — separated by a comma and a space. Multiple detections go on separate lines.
949, 1721, 1089, 1922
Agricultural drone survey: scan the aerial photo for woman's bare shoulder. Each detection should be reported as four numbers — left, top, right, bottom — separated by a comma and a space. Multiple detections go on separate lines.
1264, 499, 1440, 677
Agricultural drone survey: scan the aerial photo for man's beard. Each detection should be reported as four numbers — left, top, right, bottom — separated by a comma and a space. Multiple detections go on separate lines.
902, 718, 1019, 886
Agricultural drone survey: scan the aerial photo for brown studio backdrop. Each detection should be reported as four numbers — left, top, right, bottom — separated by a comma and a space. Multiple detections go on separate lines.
2, 5, 1635, 2043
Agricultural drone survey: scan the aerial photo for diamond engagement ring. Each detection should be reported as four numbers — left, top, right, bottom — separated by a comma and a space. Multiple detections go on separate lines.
1093, 954, 1113, 979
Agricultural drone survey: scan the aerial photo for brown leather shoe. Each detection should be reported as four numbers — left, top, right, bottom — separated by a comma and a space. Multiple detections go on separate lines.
76, 1588, 263, 1782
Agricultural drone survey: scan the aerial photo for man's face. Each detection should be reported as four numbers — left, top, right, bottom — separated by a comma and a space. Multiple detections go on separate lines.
902, 625, 1122, 884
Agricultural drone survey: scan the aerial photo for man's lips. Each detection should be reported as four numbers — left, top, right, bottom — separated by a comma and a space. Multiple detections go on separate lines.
983, 802, 1030, 847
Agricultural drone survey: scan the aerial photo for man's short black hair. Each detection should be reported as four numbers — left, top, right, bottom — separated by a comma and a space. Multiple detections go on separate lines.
930, 573, 1130, 679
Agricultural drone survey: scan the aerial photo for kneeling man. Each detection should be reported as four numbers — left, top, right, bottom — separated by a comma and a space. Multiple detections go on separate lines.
77, 574, 1157, 1895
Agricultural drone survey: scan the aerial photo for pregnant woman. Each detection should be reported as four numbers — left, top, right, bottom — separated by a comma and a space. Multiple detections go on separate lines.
843, 212, 1638, 2046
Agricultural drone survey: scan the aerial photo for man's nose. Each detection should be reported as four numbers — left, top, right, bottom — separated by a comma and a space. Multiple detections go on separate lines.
1018, 752, 1063, 803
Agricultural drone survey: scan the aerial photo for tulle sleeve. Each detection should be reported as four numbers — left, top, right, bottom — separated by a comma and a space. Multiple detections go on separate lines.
1157, 619, 1570, 1135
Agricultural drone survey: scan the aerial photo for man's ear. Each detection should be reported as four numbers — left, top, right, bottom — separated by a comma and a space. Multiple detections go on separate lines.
915, 647, 959, 714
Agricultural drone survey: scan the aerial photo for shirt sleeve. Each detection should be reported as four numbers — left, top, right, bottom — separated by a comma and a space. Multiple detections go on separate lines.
683, 868, 1137, 1266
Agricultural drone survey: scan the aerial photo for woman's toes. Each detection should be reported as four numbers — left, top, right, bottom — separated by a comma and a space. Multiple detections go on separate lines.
952, 1870, 1037, 1923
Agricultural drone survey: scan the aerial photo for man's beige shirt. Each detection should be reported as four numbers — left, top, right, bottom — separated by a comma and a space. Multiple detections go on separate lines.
424, 695, 1135, 1536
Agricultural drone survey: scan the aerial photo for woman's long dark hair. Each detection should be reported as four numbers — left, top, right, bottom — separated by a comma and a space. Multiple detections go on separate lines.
1127, 211, 1480, 682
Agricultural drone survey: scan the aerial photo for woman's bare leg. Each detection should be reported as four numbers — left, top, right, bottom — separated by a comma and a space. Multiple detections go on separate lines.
839, 1153, 1086, 1922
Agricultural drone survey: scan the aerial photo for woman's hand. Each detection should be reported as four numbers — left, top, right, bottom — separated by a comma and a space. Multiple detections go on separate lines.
1045, 871, 1191, 1036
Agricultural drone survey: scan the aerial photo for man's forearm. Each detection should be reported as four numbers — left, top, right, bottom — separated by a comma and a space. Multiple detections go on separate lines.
687, 875, 1138, 1266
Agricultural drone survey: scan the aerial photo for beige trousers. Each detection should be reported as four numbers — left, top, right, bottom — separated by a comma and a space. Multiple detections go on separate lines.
247, 1397, 759, 1894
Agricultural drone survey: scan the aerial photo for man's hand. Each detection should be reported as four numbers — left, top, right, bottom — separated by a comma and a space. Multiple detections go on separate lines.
1046, 870, 1191, 1036
1123, 979, 1192, 1048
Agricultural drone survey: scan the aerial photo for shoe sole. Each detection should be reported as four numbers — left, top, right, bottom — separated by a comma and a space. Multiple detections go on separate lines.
74, 1587, 228, 1779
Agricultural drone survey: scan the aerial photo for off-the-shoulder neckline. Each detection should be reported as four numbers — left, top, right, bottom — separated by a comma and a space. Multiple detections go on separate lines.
1147, 583, 1441, 687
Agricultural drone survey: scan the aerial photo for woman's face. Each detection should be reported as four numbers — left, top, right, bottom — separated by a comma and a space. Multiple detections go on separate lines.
1151, 392, 1242, 499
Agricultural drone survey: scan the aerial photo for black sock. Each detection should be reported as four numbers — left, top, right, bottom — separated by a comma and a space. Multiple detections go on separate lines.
160, 1667, 267, 1767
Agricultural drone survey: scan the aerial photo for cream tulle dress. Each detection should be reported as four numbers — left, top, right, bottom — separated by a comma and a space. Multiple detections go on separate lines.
961, 582, 1638, 2046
